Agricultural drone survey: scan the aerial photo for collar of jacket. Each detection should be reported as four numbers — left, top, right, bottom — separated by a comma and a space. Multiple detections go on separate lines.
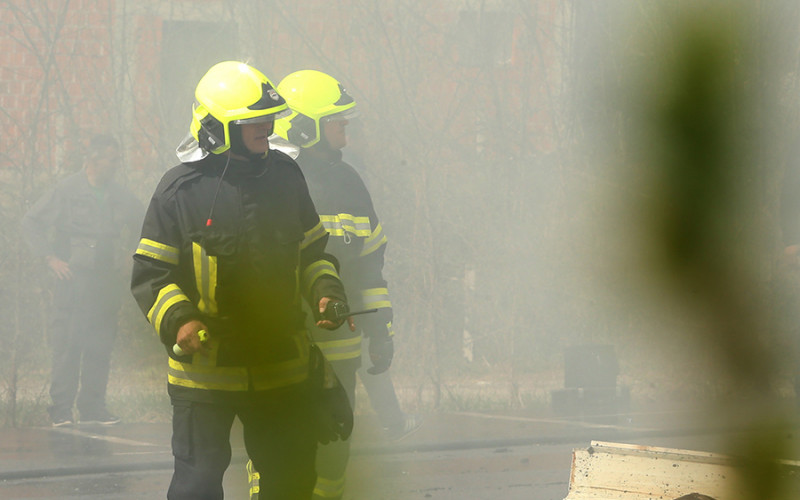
197, 152, 270, 179
299, 143, 343, 166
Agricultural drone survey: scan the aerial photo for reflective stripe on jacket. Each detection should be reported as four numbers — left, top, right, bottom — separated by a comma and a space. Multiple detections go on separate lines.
296, 149, 394, 361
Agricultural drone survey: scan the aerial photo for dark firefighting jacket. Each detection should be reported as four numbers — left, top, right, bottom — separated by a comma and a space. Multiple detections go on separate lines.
131, 150, 346, 402
296, 147, 393, 363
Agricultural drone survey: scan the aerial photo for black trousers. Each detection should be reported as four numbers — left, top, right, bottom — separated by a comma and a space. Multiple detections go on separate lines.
168, 382, 318, 500
49, 272, 119, 419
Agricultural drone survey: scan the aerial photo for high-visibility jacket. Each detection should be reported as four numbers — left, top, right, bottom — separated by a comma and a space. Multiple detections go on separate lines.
131, 150, 345, 402
296, 148, 393, 362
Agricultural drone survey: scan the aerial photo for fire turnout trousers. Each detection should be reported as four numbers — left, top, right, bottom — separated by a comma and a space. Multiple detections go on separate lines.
168, 381, 318, 500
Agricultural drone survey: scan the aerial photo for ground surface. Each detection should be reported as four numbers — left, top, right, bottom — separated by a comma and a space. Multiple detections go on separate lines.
3, 402, 800, 499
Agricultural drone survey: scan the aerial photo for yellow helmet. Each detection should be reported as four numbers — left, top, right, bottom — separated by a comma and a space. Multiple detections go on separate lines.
190, 61, 289, 154
275, 70, 358, 148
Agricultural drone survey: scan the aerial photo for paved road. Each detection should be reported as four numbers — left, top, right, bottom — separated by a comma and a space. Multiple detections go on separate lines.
1, 406, 799, 499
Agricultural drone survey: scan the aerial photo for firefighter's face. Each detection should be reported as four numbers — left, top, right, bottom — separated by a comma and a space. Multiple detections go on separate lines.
322, 118, 348, 150
240, 121, 274, 155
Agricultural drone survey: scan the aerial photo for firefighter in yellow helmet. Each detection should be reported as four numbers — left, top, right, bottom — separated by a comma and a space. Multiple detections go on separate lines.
131, 61, 353, 500
247, 69, 420, 500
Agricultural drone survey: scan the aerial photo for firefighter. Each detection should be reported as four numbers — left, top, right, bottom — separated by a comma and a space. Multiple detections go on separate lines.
22, 134, 143, 427
130, 61, 353, 500
247, 69, 420, 500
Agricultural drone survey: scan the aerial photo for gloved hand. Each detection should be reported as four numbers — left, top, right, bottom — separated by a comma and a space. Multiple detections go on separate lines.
317, 383, 354, 444
309, 345, 354, 444
367, 336, 394, 375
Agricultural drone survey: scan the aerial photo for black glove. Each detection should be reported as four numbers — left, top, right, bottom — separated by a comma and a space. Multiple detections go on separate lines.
309, 345, 354, 444
367, 336, 394, 375
318, 383, 354, 444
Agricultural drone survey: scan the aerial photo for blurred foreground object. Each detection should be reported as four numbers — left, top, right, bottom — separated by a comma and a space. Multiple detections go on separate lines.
595, 2, 800, 499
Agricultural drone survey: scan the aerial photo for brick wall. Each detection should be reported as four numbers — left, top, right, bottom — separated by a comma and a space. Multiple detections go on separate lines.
0, 0, 115, 176
1, 0, 563, 176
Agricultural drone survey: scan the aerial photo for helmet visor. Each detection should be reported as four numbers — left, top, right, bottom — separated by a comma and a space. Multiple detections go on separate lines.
321, 108, 360, 123
234, 108, 291, 125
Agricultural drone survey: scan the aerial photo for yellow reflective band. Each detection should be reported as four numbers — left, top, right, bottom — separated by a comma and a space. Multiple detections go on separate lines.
320, 213, 371, 237
147, 284, 190, 335
192, 242, 218, 315
360, 223, 387, 257
169, 336, 309, 392
191, 334, 220, 368
315, 335, 362, 361
319, 216, 341, 235
387, 320, 395, 337
136, 238, 179, 265
301, 221, 327, 250
361, 287, 391, 309
168, 357, 249, 391
247, 460, 260, 497
302, 260, 340, 296
314, 474, 346, 498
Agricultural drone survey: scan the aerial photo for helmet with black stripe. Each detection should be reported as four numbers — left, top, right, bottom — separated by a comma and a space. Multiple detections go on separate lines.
190, 61, 290, 155
275, 70, 358, 149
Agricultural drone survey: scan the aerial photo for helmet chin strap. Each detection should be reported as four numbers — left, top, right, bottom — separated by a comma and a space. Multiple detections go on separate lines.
308, 134, 337, 157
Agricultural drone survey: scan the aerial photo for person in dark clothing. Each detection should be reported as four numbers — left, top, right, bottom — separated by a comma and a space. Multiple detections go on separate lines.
130, 61, 353, 500
245, 69, 420, 500
22, 134, 143, 427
